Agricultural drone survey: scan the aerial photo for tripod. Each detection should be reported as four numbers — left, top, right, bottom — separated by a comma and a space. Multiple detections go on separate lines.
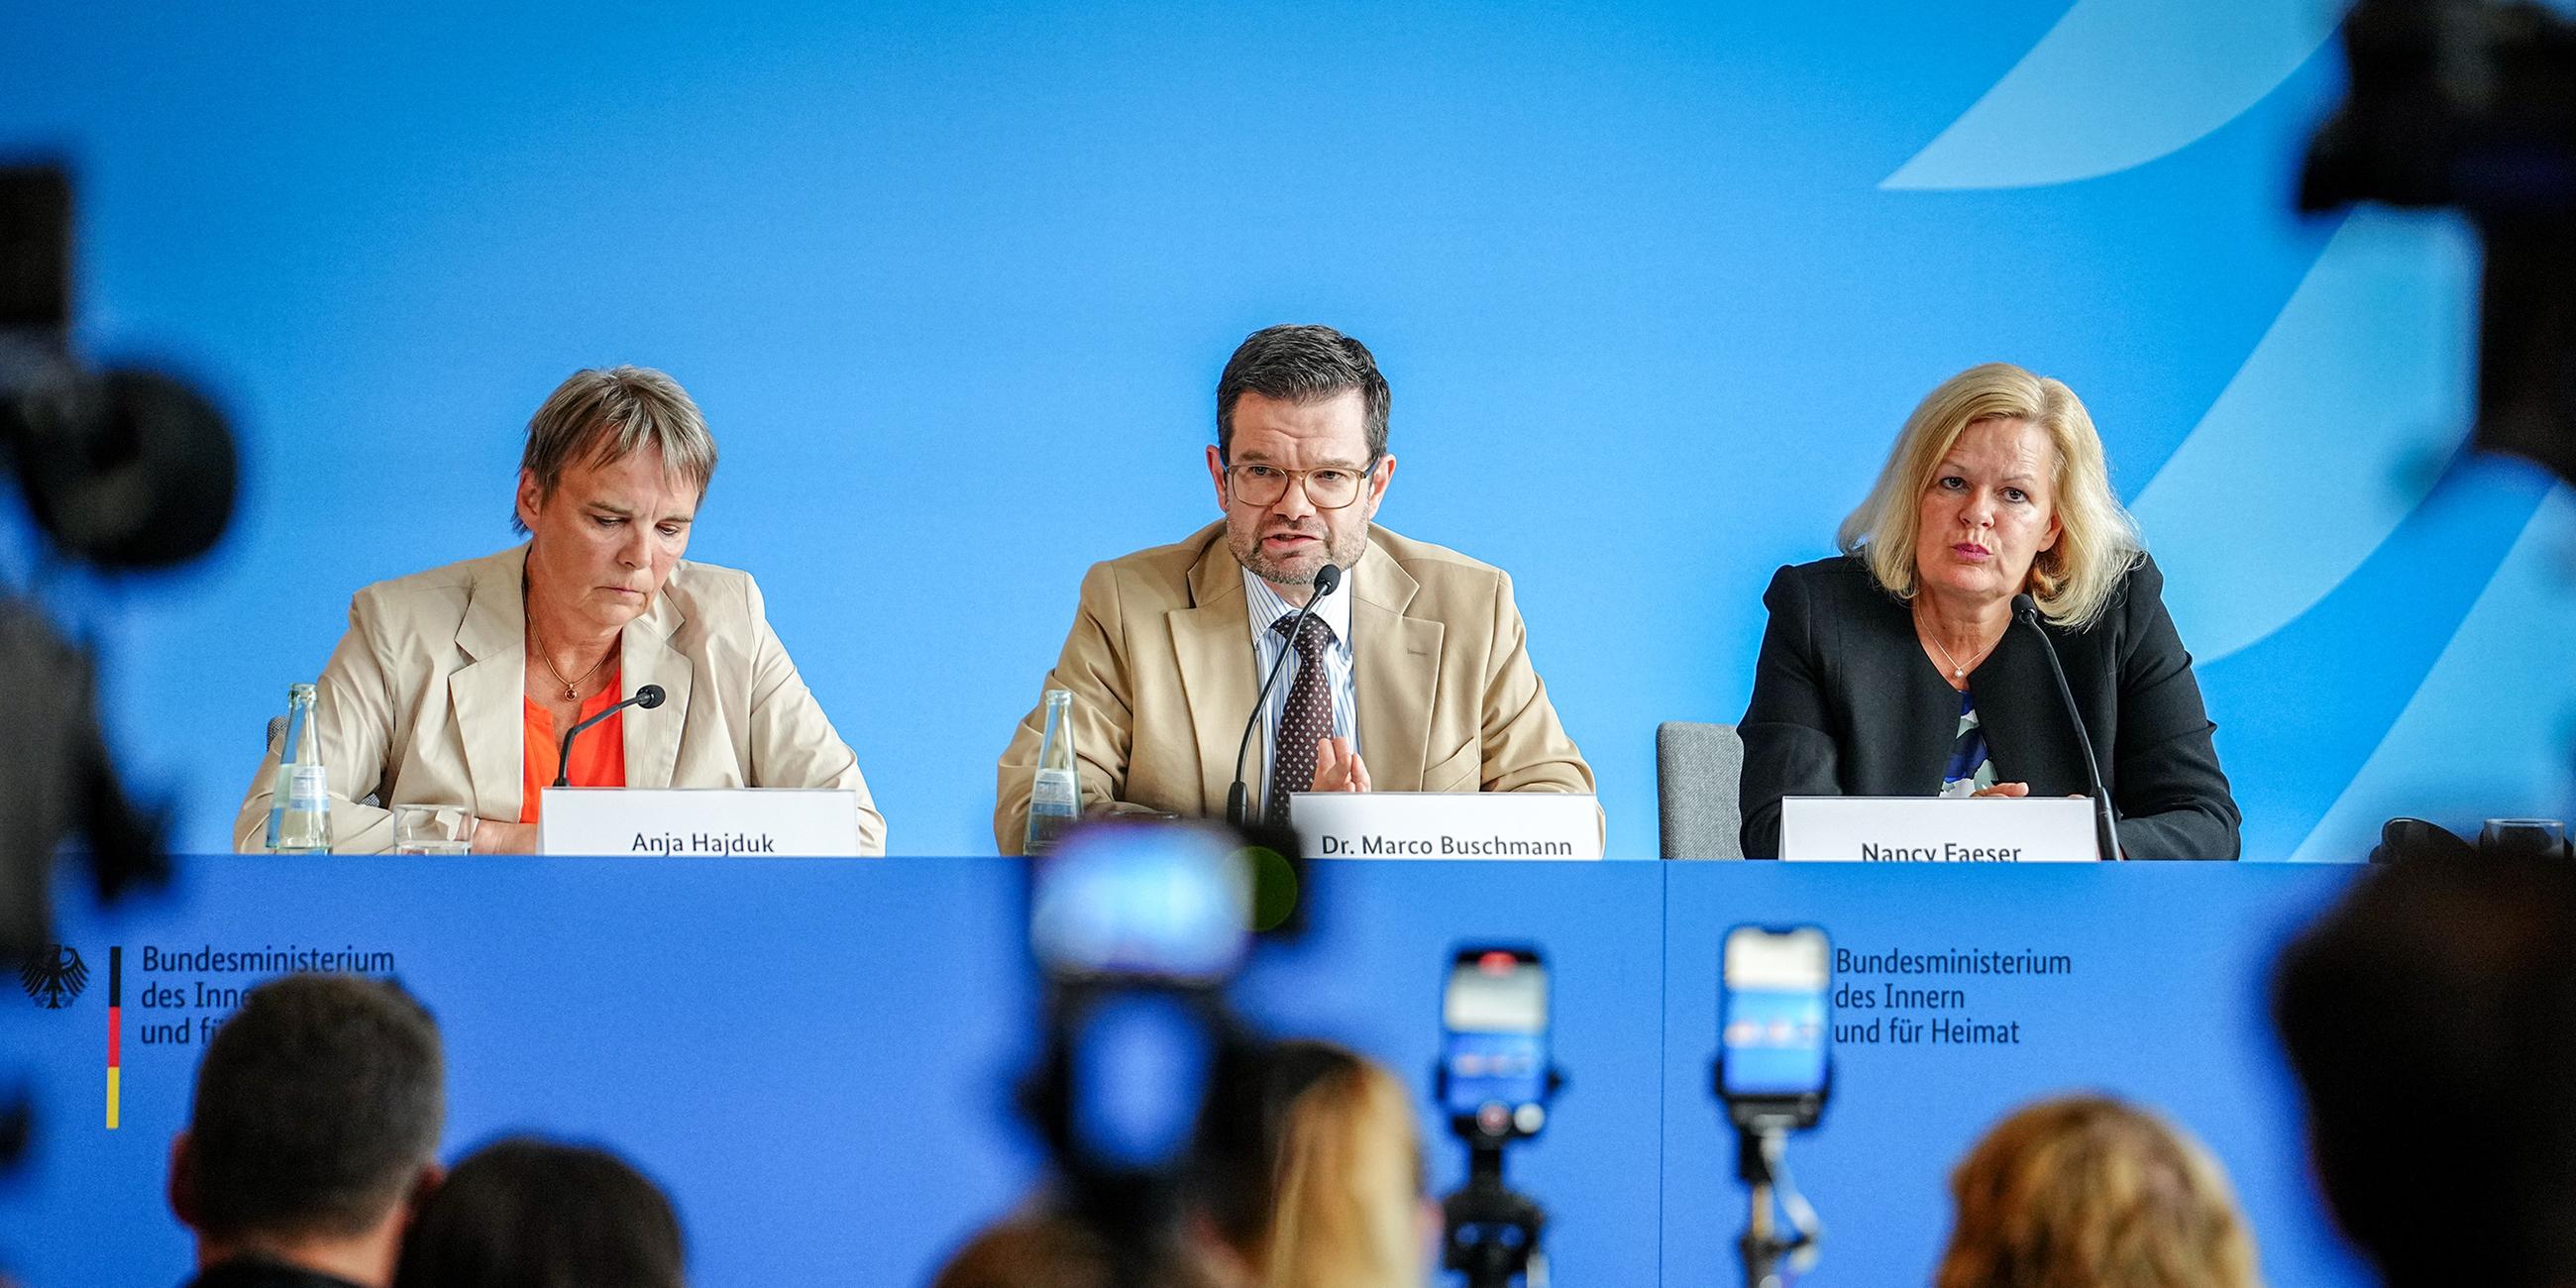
1444, 1141, 1549, 1288
1734, 1120, 1820, 1288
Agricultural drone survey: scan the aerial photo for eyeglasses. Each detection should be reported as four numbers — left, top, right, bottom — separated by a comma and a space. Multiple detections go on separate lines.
1223, 460, 1381, 510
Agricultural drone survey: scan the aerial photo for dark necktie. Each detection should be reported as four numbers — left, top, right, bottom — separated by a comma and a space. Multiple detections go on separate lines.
1268, 611, 1338, 819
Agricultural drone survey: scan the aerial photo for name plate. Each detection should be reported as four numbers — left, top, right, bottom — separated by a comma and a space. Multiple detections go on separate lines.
539, 788, 866, 857
1779, 796, 2098, 862
1288, 792, 1602, 861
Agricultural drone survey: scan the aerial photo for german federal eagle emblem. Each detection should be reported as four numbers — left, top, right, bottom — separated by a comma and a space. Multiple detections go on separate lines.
20, 945, 87, 1010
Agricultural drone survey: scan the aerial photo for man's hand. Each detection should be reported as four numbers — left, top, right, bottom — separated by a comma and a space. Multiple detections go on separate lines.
1970, 782, 2031, 799
1312, 736, 1372, 793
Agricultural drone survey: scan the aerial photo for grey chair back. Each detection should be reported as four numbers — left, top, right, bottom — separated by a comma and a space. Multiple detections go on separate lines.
1657, 721, 1745, 860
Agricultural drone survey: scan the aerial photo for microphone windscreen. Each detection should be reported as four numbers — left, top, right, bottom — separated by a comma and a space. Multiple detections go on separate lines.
2010, 592, 2039, 620
1314, 562, 1342, 595
636, 684, 667, 708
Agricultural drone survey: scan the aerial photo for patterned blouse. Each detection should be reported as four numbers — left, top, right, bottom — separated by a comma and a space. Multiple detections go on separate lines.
1939, 689, 1996, 798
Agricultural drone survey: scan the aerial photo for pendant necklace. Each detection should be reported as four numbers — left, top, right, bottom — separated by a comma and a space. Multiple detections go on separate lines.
530, 617, 609, 702
1920, 618, 1997, 682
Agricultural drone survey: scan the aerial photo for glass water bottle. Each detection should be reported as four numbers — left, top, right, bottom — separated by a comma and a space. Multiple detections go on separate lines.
1024, 688, 1079, 854
268, 683, 332, 854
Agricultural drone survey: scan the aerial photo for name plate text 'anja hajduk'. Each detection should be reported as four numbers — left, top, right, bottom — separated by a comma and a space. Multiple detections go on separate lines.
539, 788, 867, 857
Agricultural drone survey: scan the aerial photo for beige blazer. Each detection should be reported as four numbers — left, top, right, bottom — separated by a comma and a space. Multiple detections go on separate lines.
994, 522, 1593, 852
234, 544, 885, 854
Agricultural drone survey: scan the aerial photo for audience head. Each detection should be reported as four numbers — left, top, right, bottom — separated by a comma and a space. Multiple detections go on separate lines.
1189, 1038, 1429, 1288
1934, 1094, 2257, 1288
930, 1208, 1223, 1288
2274, 847, 2576, 1287
393, 1136, 684, 1288
169, 972, 445, 1285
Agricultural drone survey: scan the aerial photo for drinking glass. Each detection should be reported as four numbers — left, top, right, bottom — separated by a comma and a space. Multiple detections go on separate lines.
391, 805, 473, 855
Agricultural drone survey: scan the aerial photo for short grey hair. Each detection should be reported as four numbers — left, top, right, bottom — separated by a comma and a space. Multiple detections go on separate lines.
1216, 325, 1391, 465
511, 366, 717, 533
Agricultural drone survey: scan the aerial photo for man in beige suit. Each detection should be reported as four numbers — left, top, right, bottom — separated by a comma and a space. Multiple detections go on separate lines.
237, 367, 883, 855
995, 325, 1591, 853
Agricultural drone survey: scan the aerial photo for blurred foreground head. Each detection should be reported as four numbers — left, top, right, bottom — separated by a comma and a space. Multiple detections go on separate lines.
2275, 849, 2576, 1287
1189, 1038, 1429, 1288
393, 1137, 684, 1288
930, 1211, 1224, 1288
170, 973, 444, 1286
1934, 1094, 2257, 1288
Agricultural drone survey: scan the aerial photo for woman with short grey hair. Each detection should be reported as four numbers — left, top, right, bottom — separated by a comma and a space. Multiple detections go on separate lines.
233, 366, 884, 855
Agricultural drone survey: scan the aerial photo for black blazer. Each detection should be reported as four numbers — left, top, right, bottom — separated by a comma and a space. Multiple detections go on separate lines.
1737, 554, 2239, 860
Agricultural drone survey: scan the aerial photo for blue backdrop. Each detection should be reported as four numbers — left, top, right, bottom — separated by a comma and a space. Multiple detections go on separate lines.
3, 0, 2570, 855
1, 858, 2372, 1287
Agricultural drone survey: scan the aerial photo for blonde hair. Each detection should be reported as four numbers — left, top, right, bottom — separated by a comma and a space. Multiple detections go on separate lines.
1248, 1045, 1427, 1288
1935, 1095, 2261, 1288
1837, 363, 2141, 629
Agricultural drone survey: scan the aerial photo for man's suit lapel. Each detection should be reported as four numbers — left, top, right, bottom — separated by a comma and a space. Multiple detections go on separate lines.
1172, 539, 1260, 813
1353, 533, 1440, 790
621, 588, 693, 790
450, 547, 529, 822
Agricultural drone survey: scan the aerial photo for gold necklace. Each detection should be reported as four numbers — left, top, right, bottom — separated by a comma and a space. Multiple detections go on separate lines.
528, 616, 610, 702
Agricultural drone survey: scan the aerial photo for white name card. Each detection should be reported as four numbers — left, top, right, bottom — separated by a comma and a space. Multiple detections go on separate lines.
1288, 792, 1602, 861
1779, 796, 2099, 863
539, 788, 866, 857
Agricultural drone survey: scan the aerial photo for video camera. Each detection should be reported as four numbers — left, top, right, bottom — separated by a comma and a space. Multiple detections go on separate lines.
1020, 819, 1263, 1285
0, 161, 235, 951
2302, 0, 2576, 484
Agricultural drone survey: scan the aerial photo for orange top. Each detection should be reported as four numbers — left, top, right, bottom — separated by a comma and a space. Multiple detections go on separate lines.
520, 666, 628, 824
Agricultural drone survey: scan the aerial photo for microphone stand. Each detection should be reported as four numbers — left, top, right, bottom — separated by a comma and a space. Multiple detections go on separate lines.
1444, 1141, 1547, 1288
2011, 595, 2122, 861
1226, 563, 1342, 828
554, 684, 666, 789
1734, 1122, 1818, 1288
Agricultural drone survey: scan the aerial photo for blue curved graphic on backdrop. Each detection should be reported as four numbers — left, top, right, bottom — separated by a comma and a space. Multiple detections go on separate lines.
2197, 454, 2553, 860
2293, 486, 2576, 860
2132, 209, 2480, 661
1882, 0, 2351, 190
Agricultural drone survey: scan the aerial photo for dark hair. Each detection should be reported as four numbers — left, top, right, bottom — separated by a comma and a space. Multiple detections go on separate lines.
2273, 850, 2576, 1286
1214, 325, 1390, 465
184, 973, 444, 1241
394, 1137, 685, 1288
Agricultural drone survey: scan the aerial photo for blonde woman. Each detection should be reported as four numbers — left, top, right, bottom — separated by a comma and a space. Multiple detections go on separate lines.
1935, 1095, 2262, 1288
1736, 362, 2238, 859
1190, 1039, 1432, 1288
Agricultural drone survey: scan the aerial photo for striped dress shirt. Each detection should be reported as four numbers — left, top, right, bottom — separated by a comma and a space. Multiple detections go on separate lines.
1243, 569, 1358, 808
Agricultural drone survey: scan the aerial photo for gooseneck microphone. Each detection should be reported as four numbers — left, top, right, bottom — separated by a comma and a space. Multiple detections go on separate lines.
554, 684, 666, 790
2010, 594, 2122, 861
1227, 562, 1342, 828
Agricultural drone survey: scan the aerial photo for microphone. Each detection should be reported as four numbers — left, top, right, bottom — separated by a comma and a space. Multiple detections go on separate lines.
1227, 562, 1342, 828
554, 684, 666, 790
2010, 594, 2122, 861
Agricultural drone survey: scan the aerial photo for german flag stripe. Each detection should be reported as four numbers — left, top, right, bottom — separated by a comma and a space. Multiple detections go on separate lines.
106, 946, 122, 1130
